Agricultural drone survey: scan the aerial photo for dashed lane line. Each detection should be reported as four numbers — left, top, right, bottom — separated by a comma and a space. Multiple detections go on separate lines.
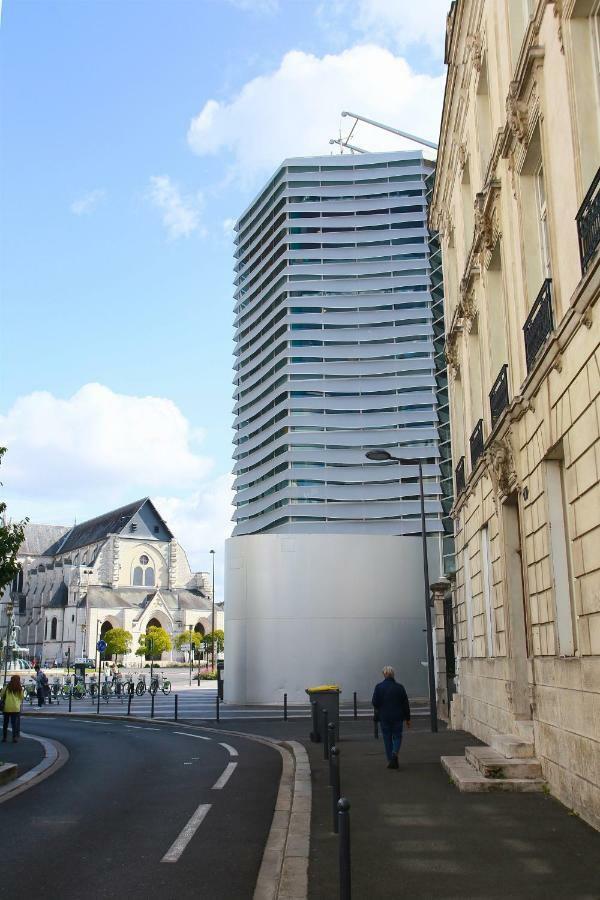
161, 803, 212, 863
212, 762, 237, 790
173, 731, 211, 741
219, 742, 238, 757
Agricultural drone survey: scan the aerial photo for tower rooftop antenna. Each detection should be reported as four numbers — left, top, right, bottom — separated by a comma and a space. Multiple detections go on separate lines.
335, 110, 438, 152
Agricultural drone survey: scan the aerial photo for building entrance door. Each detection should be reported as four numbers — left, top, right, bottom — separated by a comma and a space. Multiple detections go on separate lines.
501, 492, 531, 720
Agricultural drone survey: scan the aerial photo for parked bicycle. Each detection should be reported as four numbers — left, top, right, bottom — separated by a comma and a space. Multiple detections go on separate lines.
149, 673, 172, 696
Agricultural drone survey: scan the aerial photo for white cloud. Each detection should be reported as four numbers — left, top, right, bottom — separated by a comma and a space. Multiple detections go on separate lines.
0, 383, 213, 501
155, 474, 234, 586
187, 45, 444, 184
147, 175, 204, 240
317, 0, 448, 56
70, 189, 106, 216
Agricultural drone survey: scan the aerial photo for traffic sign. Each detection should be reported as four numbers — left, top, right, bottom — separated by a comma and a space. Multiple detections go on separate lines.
180, 643, 191, 651
97, 639, 107, 653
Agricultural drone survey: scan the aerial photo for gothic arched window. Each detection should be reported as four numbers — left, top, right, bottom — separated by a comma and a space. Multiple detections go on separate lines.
132, 554, 155, 587
51, 617, 57, 640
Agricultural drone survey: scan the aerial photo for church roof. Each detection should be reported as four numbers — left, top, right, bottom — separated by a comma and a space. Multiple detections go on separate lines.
83, 586, 211, 612
54, 498, 172, 554
19, 524, 70, 557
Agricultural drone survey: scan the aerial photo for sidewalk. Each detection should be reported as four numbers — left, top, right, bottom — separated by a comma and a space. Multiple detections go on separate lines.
207, 717, 600, 899
0, 733, 45, 779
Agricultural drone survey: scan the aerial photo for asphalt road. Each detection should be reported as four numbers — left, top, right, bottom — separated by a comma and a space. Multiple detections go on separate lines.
0, 717, 282, 899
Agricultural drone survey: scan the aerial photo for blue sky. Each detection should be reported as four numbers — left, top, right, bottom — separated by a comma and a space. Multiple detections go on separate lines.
0, 0, 448, 585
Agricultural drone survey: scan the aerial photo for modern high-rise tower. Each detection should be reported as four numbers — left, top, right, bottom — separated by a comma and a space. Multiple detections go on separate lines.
226, 150, 448, 703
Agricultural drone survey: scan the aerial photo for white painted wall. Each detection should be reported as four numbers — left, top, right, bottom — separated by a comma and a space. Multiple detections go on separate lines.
224, 533, 440, 705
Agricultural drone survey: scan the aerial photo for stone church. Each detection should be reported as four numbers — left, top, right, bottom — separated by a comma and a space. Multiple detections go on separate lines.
5, 498, 221, 666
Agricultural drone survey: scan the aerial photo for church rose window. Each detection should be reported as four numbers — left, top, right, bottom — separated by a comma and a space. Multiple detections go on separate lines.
139, 555, 149, 565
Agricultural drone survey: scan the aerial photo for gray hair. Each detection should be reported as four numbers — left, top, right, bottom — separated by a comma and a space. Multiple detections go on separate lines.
382, 665, 395, 678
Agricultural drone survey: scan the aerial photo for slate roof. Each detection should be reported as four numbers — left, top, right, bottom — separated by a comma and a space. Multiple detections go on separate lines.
54, 498, 148, 554
82, 586, 211, 613
19, 524, 70, 557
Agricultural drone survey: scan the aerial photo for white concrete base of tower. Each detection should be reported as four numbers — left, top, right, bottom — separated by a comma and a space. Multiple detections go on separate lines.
224, 533, 440, 705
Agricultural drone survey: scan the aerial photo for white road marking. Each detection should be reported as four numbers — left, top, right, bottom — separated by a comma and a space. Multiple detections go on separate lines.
219, 742, 238, 757
173, 731, 211, 741
125, 725, 143, 730
183, 762, 192, 765
212, 762, 237, 790
145, 727, 160, 731
161, 803, 212, 863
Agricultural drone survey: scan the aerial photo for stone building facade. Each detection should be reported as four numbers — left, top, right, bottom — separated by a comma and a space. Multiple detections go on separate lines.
2, 498, 221, 667
430, 0, 600, 828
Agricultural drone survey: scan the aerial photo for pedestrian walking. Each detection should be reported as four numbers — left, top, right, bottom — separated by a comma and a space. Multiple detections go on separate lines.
372, 665, 411, 770
1, 675, 24, 743
34, 664, 49, 706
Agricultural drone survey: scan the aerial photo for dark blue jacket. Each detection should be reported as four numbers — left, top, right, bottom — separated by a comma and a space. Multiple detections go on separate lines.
372, 678, 411, 723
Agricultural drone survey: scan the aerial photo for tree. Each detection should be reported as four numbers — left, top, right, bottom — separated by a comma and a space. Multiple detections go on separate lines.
0, 448, 28, 594
174, 631, 203, 653
136, 625, 172, 659
203, 630, 224, 654
104, 628, 132, 662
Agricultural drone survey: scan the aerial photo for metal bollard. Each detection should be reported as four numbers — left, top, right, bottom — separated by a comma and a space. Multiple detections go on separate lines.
216, 694, 220, 722
151, 691, 155, 719
284, 692, 288, 721
328, 721, 335, 764
322, 709, 329, 760
353, 692, 358, 720
330, 747, 340, 832
373, 716, 379, 740
175, 693, 178, 721
310, 699, 320, 743
127, 689, 132, 716
338, 798, 351, 899
69, 688, 72, 714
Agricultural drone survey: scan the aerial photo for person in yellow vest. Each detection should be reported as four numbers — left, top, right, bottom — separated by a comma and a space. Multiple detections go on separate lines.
1, 674, 23, 743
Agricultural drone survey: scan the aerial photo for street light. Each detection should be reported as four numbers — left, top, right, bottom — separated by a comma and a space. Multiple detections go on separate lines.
188, 624, 194, 687
209, 550, 215, 671
365, 449, 438, 733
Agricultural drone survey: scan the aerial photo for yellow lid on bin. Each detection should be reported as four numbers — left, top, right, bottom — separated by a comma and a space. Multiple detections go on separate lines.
306, 685, 341, 693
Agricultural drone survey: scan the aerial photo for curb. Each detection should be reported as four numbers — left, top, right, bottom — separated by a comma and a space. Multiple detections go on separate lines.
0, 732, 69, 804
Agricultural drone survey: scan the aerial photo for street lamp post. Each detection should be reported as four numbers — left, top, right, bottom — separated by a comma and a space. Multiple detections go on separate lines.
188, 624, 194, 687
366, 449, 438, 733
209, 550, 215, 671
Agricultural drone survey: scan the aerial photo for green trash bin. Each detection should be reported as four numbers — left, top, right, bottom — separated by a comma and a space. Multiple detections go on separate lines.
306, 685, 341, 743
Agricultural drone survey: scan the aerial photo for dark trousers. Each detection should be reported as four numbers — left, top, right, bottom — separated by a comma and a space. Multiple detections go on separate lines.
2, 712, 20, 740
37, 687, 45, 706
380, 719, 404, 761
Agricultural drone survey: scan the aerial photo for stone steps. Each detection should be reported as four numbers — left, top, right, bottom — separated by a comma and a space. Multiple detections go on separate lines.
442, 755, 545, 792
465, 745, 542, 780
489, 732, 535, 759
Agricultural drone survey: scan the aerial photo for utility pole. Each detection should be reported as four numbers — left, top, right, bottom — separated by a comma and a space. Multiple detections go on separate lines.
188, 624, 194, 687
210, 550, 215, 671
3, 601, 14, 686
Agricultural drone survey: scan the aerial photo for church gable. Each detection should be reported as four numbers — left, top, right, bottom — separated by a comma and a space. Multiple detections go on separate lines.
119, 499, 172, 542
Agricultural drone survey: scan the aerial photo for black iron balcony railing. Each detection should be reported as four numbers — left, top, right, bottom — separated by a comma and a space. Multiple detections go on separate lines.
455, 456, 465, 494
576, 167, 600, 274
489, 363, 509, 428
523, 278, 554, 372
469, 419, 485, 469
